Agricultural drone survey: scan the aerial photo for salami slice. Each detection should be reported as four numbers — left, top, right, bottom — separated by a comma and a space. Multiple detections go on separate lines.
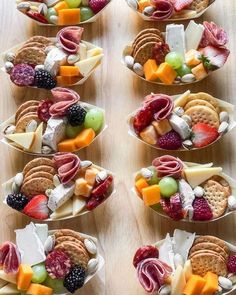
50, 87, 80, 117
199, 21, 228, 48
46, 250, 71, 279
38, 100, 54, 122
10, 64, 35, 87
54, 152, 81, 184
0, 242, 21, 274
152, 155, 184, 178
137, 258, 172, 293
151, 0, 174, 20
57, 27, 84, 54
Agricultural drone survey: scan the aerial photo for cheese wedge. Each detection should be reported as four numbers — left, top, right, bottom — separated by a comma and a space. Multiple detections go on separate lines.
0, 270, 16, 284
171, 265, 186, 295
75, 54, 104, 77
0, 283, 20, 294
73, 195, 86, 216
79, 43, 87, 60
50, 198, 73, 220
183, 260, 193, 282
28, 123, 43, 153
5, 132, 35, 150
184, 167, 222, 188
87, 47, 103, 58
185, 21, 205, 52
174, 90, 191, 107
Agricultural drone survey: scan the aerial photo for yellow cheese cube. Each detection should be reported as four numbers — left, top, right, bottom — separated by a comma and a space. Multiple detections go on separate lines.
143, 59, 159, 81
17, 264, 33, 291
135, 177, 149, 194
191, 63, 208, 81
140, 125, 158, 145
185, 49, 201, 67
142, 185, 161, 206
152, 119, 172, 136
85, 168, 99, 186
75, 178, 93, 197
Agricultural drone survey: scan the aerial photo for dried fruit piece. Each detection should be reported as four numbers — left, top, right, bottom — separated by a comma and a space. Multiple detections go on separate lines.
160, 193, 184, 220
133, 106, 153, 134
37, 100, 54, 123
192, 197, 213, 221
26, 11, 49, 23
133, 246, 159, 268
45, 250, 71, 279
152, 42, 170, 65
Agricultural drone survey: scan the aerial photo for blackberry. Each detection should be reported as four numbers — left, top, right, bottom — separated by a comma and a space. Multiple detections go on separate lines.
6, 193, 28, 211
34, 69, 57, 89
63, 265, 86, 293
67, 104, 87, 126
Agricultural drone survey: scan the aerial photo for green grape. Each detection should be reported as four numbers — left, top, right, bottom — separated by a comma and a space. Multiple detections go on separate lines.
46, 8, 57, 21
159, 177, 178, 198
176, 64, 192, 77
84, 108, 104, 132
32, 263, 47, 284
147, 166, 160, 185
66, 124, 84, 139
80, 7, 95, 22
65, 0, 82, 8
44, 276, 67, 294
165, 52, 184, 70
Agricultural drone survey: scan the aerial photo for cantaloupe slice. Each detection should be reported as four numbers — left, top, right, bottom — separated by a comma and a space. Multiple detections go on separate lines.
74, 128, 95, 149
17, 264, 33, 291
156, 62, 177, 85
201, 272, 218, 295
59, 66, 80, 77
58, 8, 81, 25
183, 274, 206, 295
27, 283, 53, 295
141, 185, 161, 206
143, 59, 159, 82
135, 178, 149, 194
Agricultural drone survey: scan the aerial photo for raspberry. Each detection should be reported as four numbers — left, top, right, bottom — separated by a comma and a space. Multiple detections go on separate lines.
158, 130, 182, 150
89, 0, 108, 14
227, 254, 236, 273
133, 246, 159, 268
160, 193, 184, 221
192, 197, 213, 221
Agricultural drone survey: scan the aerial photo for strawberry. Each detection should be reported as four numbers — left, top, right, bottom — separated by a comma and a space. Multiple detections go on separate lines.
23, 195, 49, 220
199, 46, 230, 70
192, 123, 219, 148
26, 11, 49, 24
171, 0, 194, 12
89, 0, 108, 14
133, 106, 153, 134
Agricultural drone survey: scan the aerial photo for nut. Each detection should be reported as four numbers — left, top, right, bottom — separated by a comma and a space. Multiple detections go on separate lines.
133, 63, 144, 76
87, 258, 99, 275
5, 52, 15, 63
25, 120, 38, 133
44, 235, 55, 254
17, 2, 31, 13
42, 146, 53, 155
127, 0, 138, 10
143, 6, 156, 15
80, 161, 93, 169
12, 182, 20, 194
181, 74, 196, 83
174, 253, 184, 268
124, 55, 134, 69
4, 125, 16, 135
218, 121, 229, 134
67, 54, 80, 64
182, 140, 193, 150
140, 168, 153, 180
53, 175, 61, 187
84, 239, 97, 255
50, 15, 58, 25
219, 276, 233, 290
96, 170, 108, 183
5, 62, 14, 73
38, 3, 48, 15
159, 285, 171, 295
228, 195, 236, 210
193, 186, 205, 198
174, 107, 184, 117
14, 173, 24, 187
220, 111, 229, 123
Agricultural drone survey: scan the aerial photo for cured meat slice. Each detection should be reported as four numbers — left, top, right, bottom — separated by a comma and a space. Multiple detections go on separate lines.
199, 21, 228, 48
54, 152, 81, 184
152, 43, 170, 65
171, 0, 194, 12
45, 250, 71, 279
0, 242, 21, 274
137, 258, 172, 293
57, 27, 84, 54
50, 87, 80, 117
10, 64, 35, 87
152, 155, 184, 178
38, 100, 54, 122
151, 0, 174, 20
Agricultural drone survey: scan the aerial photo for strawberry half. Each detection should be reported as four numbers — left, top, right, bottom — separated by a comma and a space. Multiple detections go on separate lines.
192, 123, 219, 148
199, 46, 230, 70
23, 195, 49, 220
26, 11, 49, 24
171, 0, 194, 12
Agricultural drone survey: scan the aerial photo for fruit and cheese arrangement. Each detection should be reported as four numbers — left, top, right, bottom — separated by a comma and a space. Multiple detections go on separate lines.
1, 88, 105, 155
134, 155, 236, 222
2, 26, 104, 89
3, 153, 114, 220
127, 0, 215, 21
16, 0, 111, 25
128, 91, 236, 151
123, 21, 229, 85
0, 223, 104, 294
133, 229, 236, 294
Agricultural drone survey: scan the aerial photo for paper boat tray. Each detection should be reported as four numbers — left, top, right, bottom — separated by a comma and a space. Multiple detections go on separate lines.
127, 93, 236, 152
0, 39, 103, 86
16, 0, 113, 26
2, 164, 116, 222
132, 161, 236, 223
0, 101, 107, 156
126, 0, 216, 22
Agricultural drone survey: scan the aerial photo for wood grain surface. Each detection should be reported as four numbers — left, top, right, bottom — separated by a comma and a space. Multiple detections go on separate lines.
0, 0, 236, 294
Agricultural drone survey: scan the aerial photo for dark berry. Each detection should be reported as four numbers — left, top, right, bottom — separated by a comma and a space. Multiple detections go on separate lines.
6, 193, 29, 211
158, 130, 182, 150
227, 254, 236, 273
67, 104, 87, 126
34, 69, 57, 89
192, 197, 213, 221
63, 265, 86, 293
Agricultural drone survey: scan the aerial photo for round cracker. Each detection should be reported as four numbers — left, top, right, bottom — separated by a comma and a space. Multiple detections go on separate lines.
56, 236, 85, 248
14, 47, 46, 66
54, 229, 84, 242
15, 114, 41, 133
190, 0, 210, 12
133, 37, 163, 57
22, 42, 46, 50
21, 177, 54, 198
15, 100, 39, 122
24, 165, 56, 179
187, 93, 220, 113
191, 252, 227, 277
134, 42, 157, 65
133, 29, 163, 45
184, 105, 220, 128
25, 36, 52, 46
189, 249, 227, 263
189, 242, 229, 261
17, 106, 39, 123
193, 236, 229, 253
23, 158, 55, 175
24, 171, 54, 184
184, 99, 217, 112
210, 175, 231, 196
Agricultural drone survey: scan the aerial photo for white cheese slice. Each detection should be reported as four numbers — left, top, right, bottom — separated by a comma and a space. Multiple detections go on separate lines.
174, 90, 191, 107
158, 234, 175, 271
185, 20, 205, 52
184, 167, 222, 188
0, 271, 16, 285
166, 24, 186, 57
5, 132, 35, 150
35, 224, 48, 245
183, 260, 193, 282
50, 198, 73, 220
48, 183, 75, 212
75, 54, 104, 77
0, 283, 20, 294
173, 230, 195, 262
44, 47, 67, 77
73, 195, 86, 216
42, 118, 66, 152
15, 223, 45, 266
87, 47, 103, 58
28, 122, 43, 153
171, 265, 186, 295
79, 43, 88, 60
